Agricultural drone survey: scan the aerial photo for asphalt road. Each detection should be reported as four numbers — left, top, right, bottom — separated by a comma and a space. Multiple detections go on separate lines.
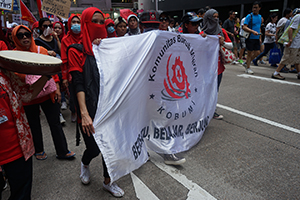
2, 61, 300, 200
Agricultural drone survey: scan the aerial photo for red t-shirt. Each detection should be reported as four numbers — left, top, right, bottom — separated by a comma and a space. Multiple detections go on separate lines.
0, 85, 23, 165
0, 41, 8, 50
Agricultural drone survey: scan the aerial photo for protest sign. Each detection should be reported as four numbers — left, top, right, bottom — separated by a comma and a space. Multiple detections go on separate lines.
92, 31, 219, 183
42, 0, 71, 19
0, 0, 13, 11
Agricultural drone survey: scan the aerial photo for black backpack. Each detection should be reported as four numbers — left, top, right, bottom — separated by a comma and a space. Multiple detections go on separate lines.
67, 44, 100, 145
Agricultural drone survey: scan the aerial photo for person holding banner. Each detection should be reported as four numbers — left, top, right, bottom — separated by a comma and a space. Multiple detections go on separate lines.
67, 7, 124, 197
201, 9, 232, 119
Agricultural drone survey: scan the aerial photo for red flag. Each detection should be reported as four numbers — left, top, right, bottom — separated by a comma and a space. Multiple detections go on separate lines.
36, 0, 43, 19
20, 0, 37, 23
120, 9, 137, 21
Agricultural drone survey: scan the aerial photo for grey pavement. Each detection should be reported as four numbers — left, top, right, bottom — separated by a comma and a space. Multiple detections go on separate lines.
2, 61, 300, 200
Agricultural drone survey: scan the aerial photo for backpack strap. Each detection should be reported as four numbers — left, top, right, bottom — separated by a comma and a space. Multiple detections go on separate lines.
66, 43, 84, 57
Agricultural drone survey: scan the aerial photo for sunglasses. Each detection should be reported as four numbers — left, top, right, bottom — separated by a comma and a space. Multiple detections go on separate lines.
159, 17, 169, 22
42, 24, 52, 29
16, 32, 31, 39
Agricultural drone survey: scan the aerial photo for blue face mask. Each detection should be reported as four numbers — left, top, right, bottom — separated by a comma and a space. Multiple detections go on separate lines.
71, 24, 81, 34
107, 26, 115, 34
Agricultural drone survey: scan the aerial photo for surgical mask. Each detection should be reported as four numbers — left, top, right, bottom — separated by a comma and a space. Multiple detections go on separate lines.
43, 27, 52, 37
71, 24, 81, 34
33, 29, 39, 39
107, 26, 115, 34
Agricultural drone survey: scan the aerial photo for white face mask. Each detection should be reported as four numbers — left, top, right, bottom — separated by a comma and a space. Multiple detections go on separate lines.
33, 29, 39, 39
43, 27, 52, 37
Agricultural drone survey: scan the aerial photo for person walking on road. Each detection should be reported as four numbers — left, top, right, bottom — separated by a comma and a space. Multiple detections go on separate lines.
12, 25, 76, 161
201, 9, 232, 120
272, 10, 300, 80
223, 10, 238, 64
242, 1, 262, 74
0, 32, 50, 199
253, 13, 278, 66
67, 7, 125, 197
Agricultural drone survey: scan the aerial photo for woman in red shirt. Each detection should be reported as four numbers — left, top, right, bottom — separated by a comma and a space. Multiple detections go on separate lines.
11, 25, 75, 161
60, 14, 82, 122
0, 60, 49, 200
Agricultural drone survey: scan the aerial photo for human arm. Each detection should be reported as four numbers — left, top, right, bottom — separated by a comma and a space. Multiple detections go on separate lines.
243, 24, 259, 35
223, 20, 234, 38
52, 31, 61, 52
286, 27, 294, 47
30, 76, 50, 100
70, 70, 94, 136
221, 28, 233, 49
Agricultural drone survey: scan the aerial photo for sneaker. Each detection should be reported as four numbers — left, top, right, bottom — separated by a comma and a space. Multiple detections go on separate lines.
280, 66, 289, 73
61, 101, 67, 110
103, 182, 124, 197
245, 68, 254, 74
232, 60, 238, 65
289, 69, 298, 73
213, 112, 223, 120
71, 112, 77, 123
252, 59, 258, 66
60, 113, 66, 124
163, 154, 186, 165
271, 73, 285, 80
260, 60, 266, 64
3, 179, 7, 190
80, 162, 90, 185
238, 59, 244, 64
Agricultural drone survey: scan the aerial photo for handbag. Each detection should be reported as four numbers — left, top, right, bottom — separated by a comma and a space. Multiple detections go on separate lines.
240, 29, 250, 39
269, 46, 281, 64
25, 75, 57, 99
240, 14, 253, 39
220, 46, 236, 64
278, 14, 300, 44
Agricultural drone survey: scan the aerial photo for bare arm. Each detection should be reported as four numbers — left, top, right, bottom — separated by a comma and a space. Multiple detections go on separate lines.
243, 24, 259, 35
30, 76, 49, 100
77, 91, 95, 136
286, 27, 294, 47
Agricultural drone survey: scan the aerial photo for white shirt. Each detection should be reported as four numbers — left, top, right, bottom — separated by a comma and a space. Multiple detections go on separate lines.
276, 17, 288, 28
290, 14, 300, 48
239, 17, 246, 36
264, 22, 276, 43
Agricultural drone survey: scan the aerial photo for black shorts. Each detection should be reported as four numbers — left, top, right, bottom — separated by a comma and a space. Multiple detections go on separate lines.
245, 39, 260, 51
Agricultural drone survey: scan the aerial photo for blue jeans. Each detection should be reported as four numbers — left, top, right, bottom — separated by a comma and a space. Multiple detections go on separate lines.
254, 42, 275, 61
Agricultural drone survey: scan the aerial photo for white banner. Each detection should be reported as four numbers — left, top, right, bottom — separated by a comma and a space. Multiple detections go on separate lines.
93, 31, 219, 183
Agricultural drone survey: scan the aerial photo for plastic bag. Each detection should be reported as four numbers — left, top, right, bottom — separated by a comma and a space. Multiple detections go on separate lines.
269, 46, 281, 65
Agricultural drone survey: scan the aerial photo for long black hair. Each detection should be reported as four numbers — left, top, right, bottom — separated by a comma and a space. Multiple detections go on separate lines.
266, 13, 278, 24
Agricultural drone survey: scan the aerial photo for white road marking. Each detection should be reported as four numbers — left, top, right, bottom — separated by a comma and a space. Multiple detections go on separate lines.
148, 151, 217, 200
130, 172, 160, 200
237, 74, 300, 86
217, 104, 300, 134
